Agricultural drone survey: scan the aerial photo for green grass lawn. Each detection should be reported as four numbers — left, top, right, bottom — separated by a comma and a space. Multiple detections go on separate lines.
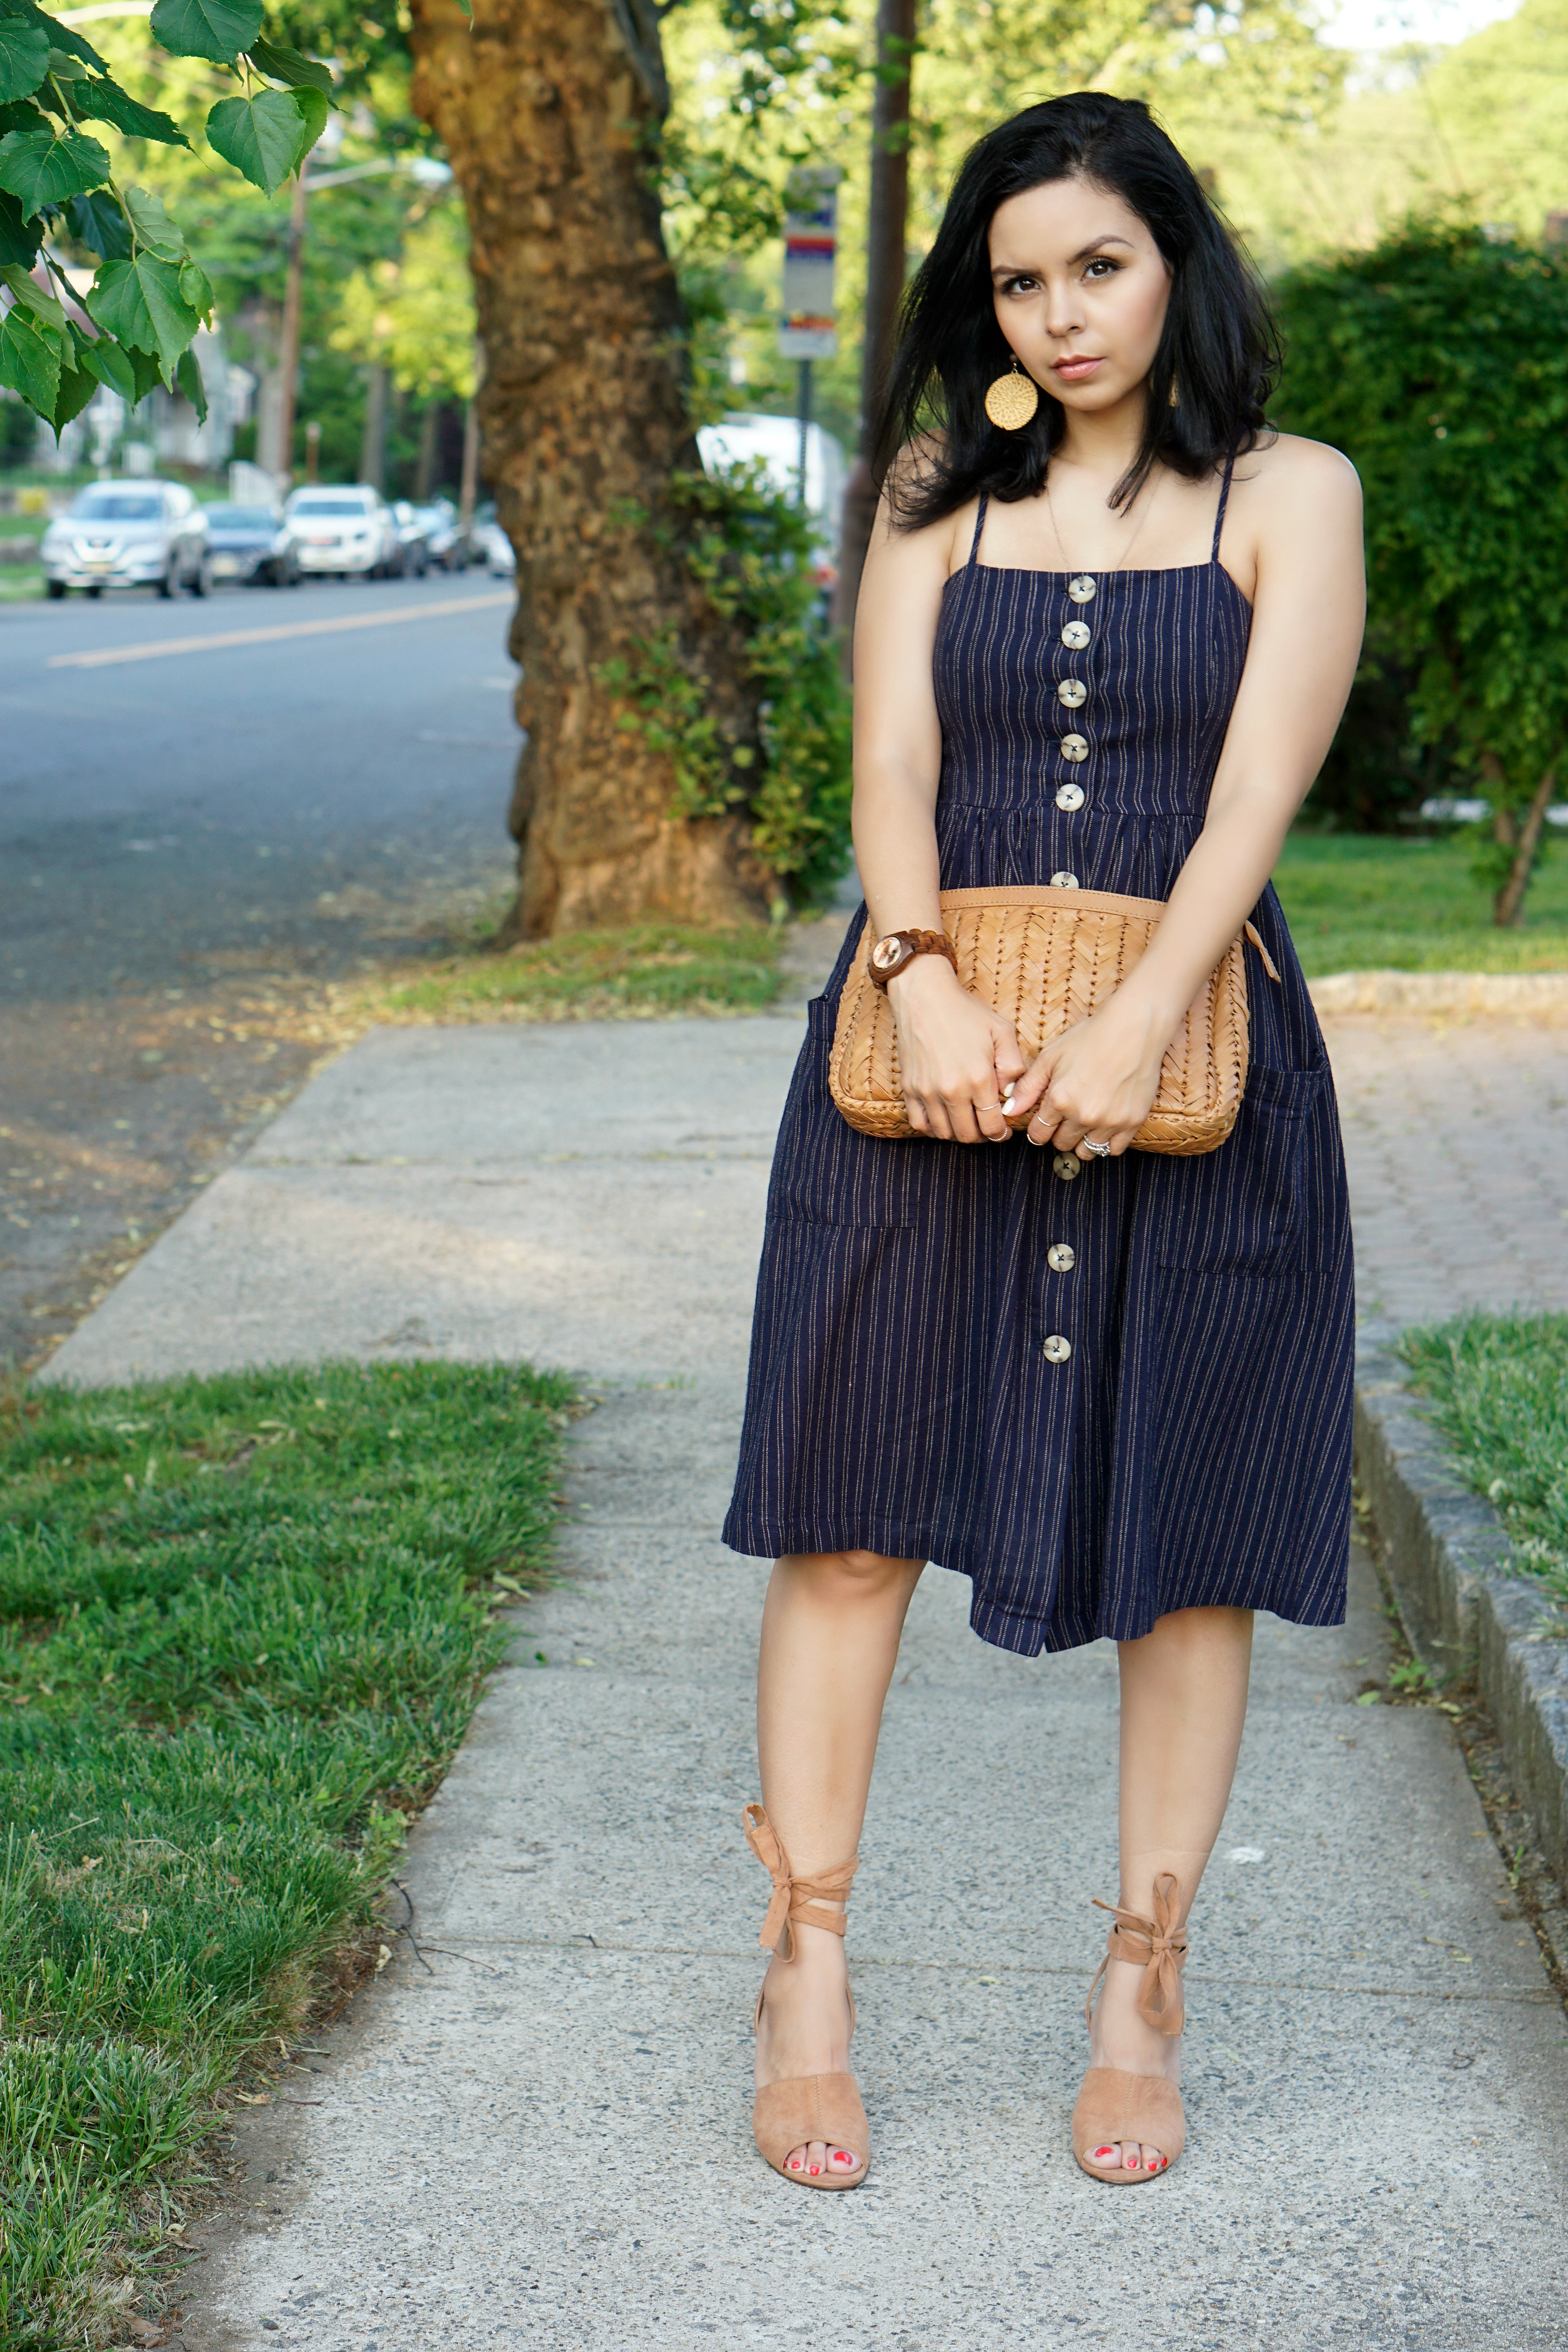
1274, 830, 1568, 974
1401, 1313, 1568, 1606
0, 1358, 576, 2347
361, 921, 783, 1023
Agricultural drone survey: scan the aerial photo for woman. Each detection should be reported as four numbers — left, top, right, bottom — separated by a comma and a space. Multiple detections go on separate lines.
723, 92, 1363, 2190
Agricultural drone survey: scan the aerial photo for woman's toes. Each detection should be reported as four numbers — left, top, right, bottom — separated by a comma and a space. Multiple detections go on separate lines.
785, 2145, 807, 2175
1141, 2144, 1165, 2173
1091, 2143, 1123, 2170
828, 2144, 860, 2173
1121, 2143, 1141, 2171
805, 2140, 828, 2177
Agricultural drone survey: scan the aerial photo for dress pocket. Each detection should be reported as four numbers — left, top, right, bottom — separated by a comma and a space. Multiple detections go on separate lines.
771, 995, 923, 1230
1154, 1062, 1324, 1274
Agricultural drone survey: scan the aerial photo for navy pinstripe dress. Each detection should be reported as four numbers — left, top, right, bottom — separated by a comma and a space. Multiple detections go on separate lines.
722, 459, 1354, 1656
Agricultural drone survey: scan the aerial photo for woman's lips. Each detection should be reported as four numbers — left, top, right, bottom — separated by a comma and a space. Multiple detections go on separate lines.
1052, 355, 1103, 381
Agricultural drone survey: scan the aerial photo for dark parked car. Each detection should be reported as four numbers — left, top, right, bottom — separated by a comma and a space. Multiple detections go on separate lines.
204, 504, 300, 587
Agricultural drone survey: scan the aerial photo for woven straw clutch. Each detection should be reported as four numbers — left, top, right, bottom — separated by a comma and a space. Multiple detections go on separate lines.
828, 884, 1277, 1156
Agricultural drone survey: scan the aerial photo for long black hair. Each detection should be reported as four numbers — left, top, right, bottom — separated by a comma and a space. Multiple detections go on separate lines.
879, 93, 1279, 525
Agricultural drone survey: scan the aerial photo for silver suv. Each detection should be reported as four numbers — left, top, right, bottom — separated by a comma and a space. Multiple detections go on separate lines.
41, 479, 210, 599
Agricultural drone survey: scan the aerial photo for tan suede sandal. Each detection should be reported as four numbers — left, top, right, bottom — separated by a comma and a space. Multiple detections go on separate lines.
1072, 1871, 1189, 2186
744, 1802, 868, 2190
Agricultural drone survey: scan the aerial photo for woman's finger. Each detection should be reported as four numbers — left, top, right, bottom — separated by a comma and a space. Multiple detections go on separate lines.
976, 1098, 1012, 1142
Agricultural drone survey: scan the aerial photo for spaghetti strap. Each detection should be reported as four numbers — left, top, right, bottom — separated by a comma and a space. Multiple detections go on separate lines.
968, 494, 989, 566
1209, 446, 1238, 564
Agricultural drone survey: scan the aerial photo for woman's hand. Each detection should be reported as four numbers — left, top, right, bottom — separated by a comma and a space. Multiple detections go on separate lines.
888, 957, 1027, 1142
1004, 993, 1168, 1157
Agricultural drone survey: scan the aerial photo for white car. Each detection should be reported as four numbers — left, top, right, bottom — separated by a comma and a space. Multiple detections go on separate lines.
283, 486, 401, 578
41, 479, 210, 599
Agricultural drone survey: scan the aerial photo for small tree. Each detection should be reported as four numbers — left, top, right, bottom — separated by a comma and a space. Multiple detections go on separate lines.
1275, 222, 1568, 922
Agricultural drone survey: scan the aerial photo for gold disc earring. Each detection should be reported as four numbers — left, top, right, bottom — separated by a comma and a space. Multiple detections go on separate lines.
984, 356, 1040, 431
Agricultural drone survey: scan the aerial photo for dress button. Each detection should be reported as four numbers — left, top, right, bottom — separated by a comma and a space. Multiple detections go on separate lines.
1048, 1242, 1076, 1272
1057, 677, 1087, 709
1050, 870, 1079, 889
1061, 619, 1091, 650
1042, 1333, 1072, 1363
1052, 1151, 1081, 1181
1068, 574, 1096, 604
1055, 781, 1085, 811
1060, 733, 1089, 762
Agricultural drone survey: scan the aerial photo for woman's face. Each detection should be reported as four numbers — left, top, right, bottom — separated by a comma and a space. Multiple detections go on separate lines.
987, 175, 1172, 415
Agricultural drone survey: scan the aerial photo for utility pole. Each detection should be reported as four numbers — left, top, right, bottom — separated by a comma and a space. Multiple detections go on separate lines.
832, 0, 918, 662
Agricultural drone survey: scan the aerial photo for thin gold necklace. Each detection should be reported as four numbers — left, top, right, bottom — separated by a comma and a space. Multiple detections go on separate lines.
1044, 465, 1162, 579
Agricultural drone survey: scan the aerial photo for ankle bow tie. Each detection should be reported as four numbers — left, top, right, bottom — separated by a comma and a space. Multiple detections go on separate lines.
743, 1804, 858, 1962
1088, 1871, 1189, 2035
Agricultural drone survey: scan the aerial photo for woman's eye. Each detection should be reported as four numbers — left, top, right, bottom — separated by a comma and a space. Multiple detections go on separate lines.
1084, 258, 1119, 280
1001, 275, 1037, 296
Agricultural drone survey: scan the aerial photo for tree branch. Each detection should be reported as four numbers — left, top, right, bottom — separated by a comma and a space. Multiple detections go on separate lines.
607, 0, 672, 116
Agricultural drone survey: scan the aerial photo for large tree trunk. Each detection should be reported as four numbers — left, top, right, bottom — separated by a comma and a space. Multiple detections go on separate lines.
831, 0, 918, 665
409, 0, 768, 938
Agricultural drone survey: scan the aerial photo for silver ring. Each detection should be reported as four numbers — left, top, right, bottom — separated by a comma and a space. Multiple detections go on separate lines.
1080, 1139, 1112, 1159
978, 1101, 1001, 1112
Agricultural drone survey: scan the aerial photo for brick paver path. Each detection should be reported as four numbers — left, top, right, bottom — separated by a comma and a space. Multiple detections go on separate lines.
1325, 1014, 1568, 1327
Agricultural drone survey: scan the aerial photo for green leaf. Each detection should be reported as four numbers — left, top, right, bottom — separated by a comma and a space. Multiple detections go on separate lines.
178, 255, 212, 318
85, 251, 198, 379
69, 76, 190, 149
0, 185, 40, 264
245, 38, 332, 94
51, 353, 94, 432
0, 300, 59, 413
122, 183, 184, 259
290, 81, 327, 156
45, 46, 88, 81
66, 188, 130, 259
148, 0, 261, 65
0, 15, 48, 105
0, 97, 44, 135
81, 329, 134, 399
13, 6, 108, 75
1, 256, 66, 330
0, 122, 110, 209
206, 85, 311, 195
175, 342, 206, 422
126, 338, 162, 399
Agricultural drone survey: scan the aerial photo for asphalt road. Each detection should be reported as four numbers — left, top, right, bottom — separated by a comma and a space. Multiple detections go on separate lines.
0, 570, 523, 1370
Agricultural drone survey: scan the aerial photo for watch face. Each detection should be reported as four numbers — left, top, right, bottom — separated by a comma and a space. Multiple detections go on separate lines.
870, 935, 904, 973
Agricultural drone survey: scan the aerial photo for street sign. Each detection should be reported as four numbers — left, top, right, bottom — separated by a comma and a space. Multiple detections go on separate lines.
781, 164, 841, 360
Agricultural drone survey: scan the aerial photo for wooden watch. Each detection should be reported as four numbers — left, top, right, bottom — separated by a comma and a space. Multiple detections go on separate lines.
868, 927, 959, 990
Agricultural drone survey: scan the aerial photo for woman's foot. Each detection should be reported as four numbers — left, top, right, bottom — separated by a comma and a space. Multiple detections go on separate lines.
1085, 1955, 1181, 2174
753, 1922, 862, 2180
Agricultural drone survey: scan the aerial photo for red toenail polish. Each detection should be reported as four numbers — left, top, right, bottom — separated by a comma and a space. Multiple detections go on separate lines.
788, 2160, 800, 2170
1094, 2147, 1115, 2160
810, 2164, 820, 2175
835, 2152, 850, 2163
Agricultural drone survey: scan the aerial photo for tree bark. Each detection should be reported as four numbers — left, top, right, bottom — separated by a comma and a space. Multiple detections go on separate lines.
831, 0, 918, 666
408, 0, 768, 937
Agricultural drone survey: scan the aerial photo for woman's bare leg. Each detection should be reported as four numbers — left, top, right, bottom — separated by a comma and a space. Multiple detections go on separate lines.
1088, 1605, 1255, 2174
754, 1546, 925, 2179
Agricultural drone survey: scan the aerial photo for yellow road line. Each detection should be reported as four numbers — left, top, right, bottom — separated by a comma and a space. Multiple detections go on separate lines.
46, 592, 513, 671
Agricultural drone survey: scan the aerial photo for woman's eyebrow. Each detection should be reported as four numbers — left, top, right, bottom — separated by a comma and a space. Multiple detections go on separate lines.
989, 235, 1137, 278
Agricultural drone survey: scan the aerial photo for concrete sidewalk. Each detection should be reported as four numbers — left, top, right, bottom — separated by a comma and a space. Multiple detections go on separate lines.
45, 1004, 1568, 2349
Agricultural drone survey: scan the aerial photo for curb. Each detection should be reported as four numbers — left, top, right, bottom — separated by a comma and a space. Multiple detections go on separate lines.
1312, 970, 1568, 1016
1355, 1318, 1568, 1892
